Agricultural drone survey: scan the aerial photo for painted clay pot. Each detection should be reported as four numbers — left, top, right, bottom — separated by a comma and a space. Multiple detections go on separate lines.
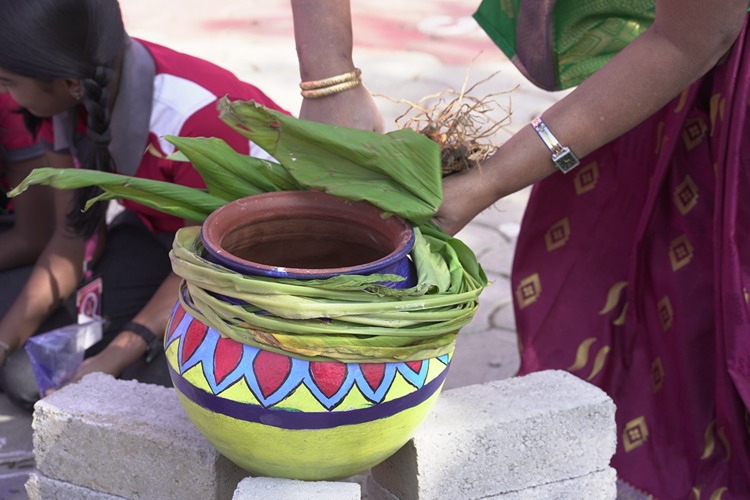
200, 189, 416, 287
165, 191, 452, 480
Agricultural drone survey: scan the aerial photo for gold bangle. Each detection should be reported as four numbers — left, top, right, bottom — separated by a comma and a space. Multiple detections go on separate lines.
299, 68, 362, 90
300, 78, 362, 99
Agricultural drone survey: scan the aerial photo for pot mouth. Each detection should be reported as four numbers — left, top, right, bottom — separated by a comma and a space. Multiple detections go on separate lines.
200, 191, 415, 279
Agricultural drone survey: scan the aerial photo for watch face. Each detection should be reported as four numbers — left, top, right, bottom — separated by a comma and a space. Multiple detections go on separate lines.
553, 148, 580, 173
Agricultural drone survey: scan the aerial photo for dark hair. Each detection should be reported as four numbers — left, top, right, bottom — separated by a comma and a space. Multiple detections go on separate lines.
0, 0, 126, 237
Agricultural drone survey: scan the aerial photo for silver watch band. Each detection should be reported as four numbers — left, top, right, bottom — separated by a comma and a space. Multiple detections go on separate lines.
531, 117, 580, 173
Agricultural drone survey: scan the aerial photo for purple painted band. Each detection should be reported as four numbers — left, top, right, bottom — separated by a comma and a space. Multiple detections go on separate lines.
168, 364, 448, 430
201, 227, 416, 281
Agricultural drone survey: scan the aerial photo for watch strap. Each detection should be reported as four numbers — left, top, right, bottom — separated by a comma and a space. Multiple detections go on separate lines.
123, 321, 162, 363
531, 117, 580, 173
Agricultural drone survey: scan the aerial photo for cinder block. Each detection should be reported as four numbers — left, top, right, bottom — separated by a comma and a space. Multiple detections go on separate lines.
365, 474, 398, 500
26, 472, 124, 499
368, 468, 616, 500
32, 373, 248, 500
232, 476, 360, 499
371, 370, 616, 500
492, 468, 617, 499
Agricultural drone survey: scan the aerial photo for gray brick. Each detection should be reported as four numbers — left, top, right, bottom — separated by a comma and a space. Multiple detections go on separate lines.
26, 472, 125, 500
491, 468, 617, 500
365, 474, 399, 500
232, 476, 360, 499
367, 468, 617, 500
371, 370, 616, 500
32, 373, 248, 500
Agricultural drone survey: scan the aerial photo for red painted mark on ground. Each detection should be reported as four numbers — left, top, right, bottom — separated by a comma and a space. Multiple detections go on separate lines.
202, 10, 499, 66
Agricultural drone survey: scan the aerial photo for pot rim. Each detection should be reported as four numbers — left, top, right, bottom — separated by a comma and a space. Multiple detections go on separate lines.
200, 190, 415, 279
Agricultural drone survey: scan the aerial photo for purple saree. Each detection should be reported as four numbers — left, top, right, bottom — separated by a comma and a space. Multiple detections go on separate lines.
511, 20, 750, 499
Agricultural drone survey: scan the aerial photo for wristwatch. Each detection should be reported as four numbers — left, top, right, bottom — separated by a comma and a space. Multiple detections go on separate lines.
123, 321, 162, 363
531, 117, 580, 173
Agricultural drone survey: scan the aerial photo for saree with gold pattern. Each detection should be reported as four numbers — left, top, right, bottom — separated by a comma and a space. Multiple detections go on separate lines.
475, 2, 750, 497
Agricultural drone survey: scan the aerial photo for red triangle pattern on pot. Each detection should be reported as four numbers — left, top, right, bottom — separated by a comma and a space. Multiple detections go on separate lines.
167, 304, 186, 341
168, 305, 450, 409
181, 318, 208, 364
309, 362, 349, 399
213, 336, 243, 385
405, 360, 423, 374
253, 350, 292, 398
361, 363, 386, 392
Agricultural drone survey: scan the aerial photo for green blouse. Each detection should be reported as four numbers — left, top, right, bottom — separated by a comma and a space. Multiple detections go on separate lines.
473, 0, 655, 91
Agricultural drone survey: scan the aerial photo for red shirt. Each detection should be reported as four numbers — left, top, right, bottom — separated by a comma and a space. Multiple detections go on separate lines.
1, 94, 44, 213
41, 38, 287, 232
0, 94, 38, 153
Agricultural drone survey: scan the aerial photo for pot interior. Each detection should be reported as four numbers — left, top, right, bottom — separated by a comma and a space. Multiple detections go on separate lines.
220, 216, 394, 269
202, 191, 415, 277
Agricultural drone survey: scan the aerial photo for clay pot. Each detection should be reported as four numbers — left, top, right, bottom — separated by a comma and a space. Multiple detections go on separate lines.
200, 190, 416, 287
165, 191, 451, 480
164, 302, 451, 480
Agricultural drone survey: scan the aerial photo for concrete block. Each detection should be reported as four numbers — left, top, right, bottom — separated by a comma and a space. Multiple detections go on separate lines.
367, 468, 616, 500
491, 468, 617, 500
366, 474, 398, 500
232, 476, 360, 499
26, 472, 125, 499
371, 370, 616, 500
33, 373, 248, 500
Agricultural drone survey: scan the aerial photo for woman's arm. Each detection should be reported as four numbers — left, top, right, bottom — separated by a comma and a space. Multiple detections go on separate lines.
0, 151, 85, 358
70, 209, 196, 379
72, 271, 183, 378
0, 155, 56, 270
290, 0, 384, 132
435, 0, 747, 235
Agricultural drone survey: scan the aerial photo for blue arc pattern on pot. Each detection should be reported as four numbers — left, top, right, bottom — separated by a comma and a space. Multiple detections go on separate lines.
165, 302, 451, 420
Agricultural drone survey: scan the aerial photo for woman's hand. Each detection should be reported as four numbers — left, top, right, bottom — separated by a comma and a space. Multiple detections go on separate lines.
42, 330, 147, 397
299, 84, 384, 132
434, 168, 496, 236
71, 352, 122, 381
291, 0, 384, 132
42, 349, 124, 397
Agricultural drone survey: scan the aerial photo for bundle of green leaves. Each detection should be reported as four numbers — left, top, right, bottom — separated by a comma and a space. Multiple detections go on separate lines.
10, 100, 487, 362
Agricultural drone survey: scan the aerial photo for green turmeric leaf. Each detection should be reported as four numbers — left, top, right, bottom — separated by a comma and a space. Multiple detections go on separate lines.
9, 168, 224, 222
218, 99, 443, 225
164, 136, 299, 200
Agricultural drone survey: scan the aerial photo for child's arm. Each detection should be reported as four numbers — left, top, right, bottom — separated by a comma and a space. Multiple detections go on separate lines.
0, 155, 56, 270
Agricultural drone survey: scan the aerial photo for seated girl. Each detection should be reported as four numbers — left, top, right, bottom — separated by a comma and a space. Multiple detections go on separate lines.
0, 0, 288, 409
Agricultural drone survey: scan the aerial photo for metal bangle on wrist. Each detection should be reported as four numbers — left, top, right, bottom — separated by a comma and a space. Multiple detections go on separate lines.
299, 68, 362, 99
531, 116, 580, 173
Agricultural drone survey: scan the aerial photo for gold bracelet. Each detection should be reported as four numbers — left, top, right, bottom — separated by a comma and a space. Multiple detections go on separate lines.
300, 78, 362, 99
299, 68, 362, 91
